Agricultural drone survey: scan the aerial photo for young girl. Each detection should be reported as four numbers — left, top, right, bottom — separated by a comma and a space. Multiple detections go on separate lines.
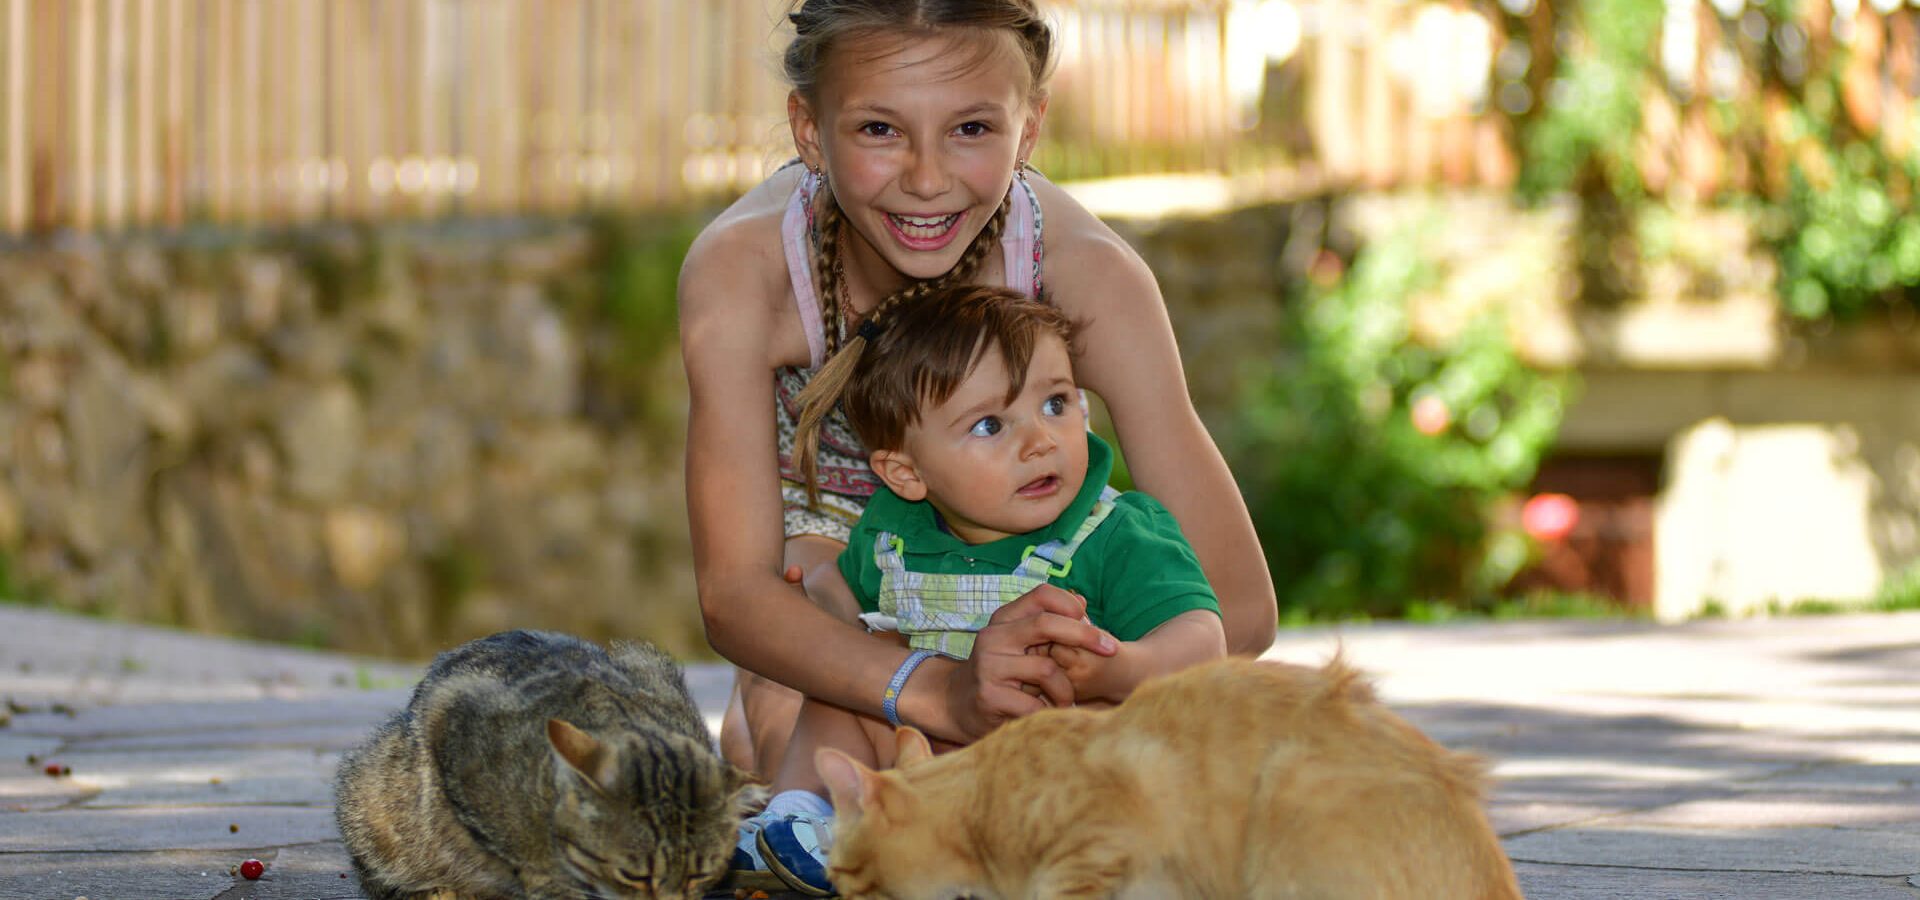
677, 0, 1276, 784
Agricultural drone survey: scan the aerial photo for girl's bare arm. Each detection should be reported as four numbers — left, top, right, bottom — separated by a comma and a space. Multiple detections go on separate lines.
1034, 178, 1280, 656
678, 215, 1110, 742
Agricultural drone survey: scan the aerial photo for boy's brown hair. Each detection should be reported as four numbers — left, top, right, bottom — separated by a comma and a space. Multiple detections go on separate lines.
841, 284, 1077, 457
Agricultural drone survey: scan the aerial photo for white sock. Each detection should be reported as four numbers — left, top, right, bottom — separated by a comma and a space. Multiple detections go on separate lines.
764, 788, 833, 820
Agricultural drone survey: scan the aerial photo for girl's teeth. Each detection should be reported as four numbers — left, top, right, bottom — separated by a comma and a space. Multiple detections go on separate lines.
890, 213, 958, 239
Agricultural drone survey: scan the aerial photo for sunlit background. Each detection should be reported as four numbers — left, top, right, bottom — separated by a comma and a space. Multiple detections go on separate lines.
0, 0, 1916, 659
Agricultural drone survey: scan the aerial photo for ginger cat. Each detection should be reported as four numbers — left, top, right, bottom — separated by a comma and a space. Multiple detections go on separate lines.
817, 657, 1522, 900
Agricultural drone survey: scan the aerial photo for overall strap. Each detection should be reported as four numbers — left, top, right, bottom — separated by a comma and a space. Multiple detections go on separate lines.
1013, 486, 1123, 581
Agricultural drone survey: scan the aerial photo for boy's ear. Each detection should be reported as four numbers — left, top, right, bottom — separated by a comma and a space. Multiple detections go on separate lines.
787, 91, 824, 172
869, 449, 927, 501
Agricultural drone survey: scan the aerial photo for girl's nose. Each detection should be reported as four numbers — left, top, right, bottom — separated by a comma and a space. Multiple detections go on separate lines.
902, 143, 951, 199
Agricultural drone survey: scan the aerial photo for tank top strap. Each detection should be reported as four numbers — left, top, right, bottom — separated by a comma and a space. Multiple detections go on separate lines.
1000, 170, 1045, 299
781, 167, 829, 368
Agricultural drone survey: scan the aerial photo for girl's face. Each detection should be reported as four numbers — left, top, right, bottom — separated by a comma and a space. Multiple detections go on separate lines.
792, 30, 1043, 289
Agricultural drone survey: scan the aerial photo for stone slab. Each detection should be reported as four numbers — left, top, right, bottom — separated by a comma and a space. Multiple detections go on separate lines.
60, 722, 388, 754
1515, 862, 1920, 899
1745, 763, 1920, 792
215, 842, 364, 900
0, 848, 286, 900
0, 806, 339, 853
5, 692, 408, 740
0, 733, 65, 761
0, 768, 97, 811
1487, 783, 1735, 835
56, 748, 343, 808
1608, 790, 1920, 830
1505, 824, 1920, 877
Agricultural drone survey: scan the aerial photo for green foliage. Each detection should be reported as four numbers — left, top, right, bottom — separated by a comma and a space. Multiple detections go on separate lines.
1507, 0, 1920, 322
1869, 561, 1920, 612
0, 552, 54, 608
1516, 0, 1664, 203
1768, 104, 1920, 320
1230, 219, 1569, 621
563, 213, 706, 429
1406, 591, 1643, 623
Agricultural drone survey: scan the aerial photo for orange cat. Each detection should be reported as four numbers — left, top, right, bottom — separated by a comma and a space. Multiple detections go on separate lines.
817, 657, 1522, 900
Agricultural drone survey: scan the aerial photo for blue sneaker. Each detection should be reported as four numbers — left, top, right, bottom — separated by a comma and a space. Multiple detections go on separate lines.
723, 813, 790, 894
757, 813, 836, 897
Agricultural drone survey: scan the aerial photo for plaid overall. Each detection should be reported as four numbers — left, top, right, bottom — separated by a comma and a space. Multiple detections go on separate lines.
865, 486, 1123, 659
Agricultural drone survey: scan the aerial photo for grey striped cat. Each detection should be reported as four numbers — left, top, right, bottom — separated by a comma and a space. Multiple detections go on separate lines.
334, 630, 760, 900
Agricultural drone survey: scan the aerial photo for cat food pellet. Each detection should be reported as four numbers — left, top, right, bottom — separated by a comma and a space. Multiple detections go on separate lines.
25, 754, 37, 765
228, 824, 238, 833
239, 858, 264, 880
61, 765, 71, 775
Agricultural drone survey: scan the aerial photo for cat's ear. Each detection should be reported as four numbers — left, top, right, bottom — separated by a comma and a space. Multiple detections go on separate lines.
893, 727, 934, 767
815, 747, 873, 820
547, 718, 617, 793
817, 748, 915, 825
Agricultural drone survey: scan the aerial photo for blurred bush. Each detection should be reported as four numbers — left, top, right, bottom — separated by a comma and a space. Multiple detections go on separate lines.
1508, 0, 1920, 322
1229, 219, 1569, 621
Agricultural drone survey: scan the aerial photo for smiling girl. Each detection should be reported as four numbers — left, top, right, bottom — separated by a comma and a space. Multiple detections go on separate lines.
677, 0, 1277, 789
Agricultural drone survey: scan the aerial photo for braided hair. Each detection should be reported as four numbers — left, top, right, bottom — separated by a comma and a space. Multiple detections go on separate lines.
792, 185, 1014, 508
780, 0, 1053, 508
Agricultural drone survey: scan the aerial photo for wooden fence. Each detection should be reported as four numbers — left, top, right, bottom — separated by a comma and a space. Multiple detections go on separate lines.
2, 0, 1915, 234
0, 0, 1252, 234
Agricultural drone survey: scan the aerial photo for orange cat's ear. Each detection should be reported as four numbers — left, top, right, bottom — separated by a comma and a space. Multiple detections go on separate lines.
815, 747, 875, 820
546, 719, 616, 793
893, 727, 934, 767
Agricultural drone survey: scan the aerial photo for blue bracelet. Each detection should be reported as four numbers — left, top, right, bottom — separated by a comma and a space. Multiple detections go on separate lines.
883, 650, 938, 728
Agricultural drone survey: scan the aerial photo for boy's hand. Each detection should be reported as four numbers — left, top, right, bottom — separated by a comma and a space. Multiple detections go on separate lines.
1048, 639, 1131, 704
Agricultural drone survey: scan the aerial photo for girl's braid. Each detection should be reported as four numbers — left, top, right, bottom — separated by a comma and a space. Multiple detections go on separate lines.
791, 191, 1014, 507
812, 185, 848, 358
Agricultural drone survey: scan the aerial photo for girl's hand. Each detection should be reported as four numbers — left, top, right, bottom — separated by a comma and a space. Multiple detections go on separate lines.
942, 584, 1118, 740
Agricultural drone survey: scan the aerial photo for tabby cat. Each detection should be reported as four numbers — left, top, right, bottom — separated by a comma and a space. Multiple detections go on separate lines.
819, 656, 1522, 900
334, 630, 760, 900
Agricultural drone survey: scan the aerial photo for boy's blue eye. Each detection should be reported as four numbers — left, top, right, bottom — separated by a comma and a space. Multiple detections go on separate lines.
969, 416, 1002, 438
1043, 394, 1069, 416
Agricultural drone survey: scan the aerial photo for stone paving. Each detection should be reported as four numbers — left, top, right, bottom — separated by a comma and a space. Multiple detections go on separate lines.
1, 604, 1917, 899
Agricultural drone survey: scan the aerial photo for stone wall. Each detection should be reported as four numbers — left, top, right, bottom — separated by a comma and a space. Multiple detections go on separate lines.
0, 222, 702, 660
3, 194, 1914, 657
0, 206, 1323, 662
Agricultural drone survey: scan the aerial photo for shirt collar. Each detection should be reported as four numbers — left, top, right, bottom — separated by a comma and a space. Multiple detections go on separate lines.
869, 432, 1116, 566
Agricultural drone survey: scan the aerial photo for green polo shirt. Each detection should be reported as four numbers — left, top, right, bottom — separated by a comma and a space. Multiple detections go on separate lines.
837, 433, 1220, 642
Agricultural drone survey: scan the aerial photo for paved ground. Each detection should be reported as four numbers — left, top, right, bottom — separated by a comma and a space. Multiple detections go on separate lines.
0, 605, 1916, 899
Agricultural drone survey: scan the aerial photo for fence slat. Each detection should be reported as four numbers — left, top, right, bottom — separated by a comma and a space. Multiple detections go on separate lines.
8, 0, 1913, 234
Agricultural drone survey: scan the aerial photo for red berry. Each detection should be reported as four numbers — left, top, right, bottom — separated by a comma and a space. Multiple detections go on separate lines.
239, 859, 264, 880
43, 763, 60, 777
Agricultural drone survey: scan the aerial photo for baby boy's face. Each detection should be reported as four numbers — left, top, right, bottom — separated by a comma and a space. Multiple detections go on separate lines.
898, 333, 1088, 544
